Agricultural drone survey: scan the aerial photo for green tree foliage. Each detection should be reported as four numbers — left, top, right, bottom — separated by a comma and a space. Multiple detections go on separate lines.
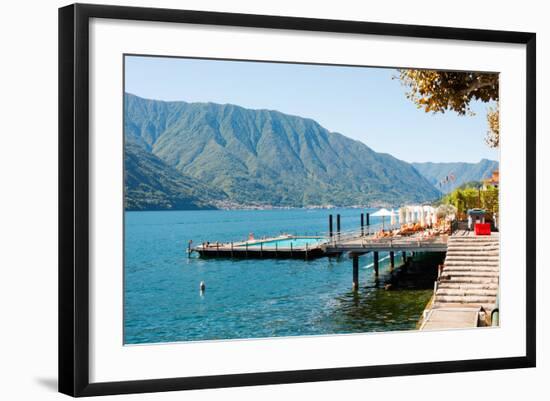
439, 184, 499, 219
398, 70, 500, 147
481, 185, 499, 215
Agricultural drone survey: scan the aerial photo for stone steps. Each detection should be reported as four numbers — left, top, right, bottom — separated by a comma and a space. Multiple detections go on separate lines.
445, 261, 499, 266
449, 241, 499, 246
426, 234, 500, 316
444, 277, 499, 284
432, 302, 495, 311
445, 260, 499, 267
448, 245, 498, 249
442, 271, 499, 278
448, 243, 498, 249
449, 239, 499, 243
435, 295, 496, 304
445, 261, 499, 267
446, 250, 499, 256
445, 255, 499, 262
447, 243, 499, 248
436, 288, 498, 297
438, 282, 499, 290
442, 265, 499, 272
449, 236, 499, 241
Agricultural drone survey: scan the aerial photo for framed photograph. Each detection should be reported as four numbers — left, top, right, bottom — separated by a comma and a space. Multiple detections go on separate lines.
58, 3, 536, 397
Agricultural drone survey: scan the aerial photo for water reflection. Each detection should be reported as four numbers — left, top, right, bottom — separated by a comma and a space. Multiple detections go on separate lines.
324, 253, 444, 334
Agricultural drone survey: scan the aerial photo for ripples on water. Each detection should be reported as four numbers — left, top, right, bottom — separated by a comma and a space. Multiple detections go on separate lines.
124, 209, 443, 344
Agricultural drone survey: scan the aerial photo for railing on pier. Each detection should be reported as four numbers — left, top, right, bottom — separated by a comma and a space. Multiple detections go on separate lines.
324, 233, 449, 253
325, 219, 407, 243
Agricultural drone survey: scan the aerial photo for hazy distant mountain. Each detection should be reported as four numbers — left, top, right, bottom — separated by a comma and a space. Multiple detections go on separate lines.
412, 159, 499, 193
124, 93, 441, 209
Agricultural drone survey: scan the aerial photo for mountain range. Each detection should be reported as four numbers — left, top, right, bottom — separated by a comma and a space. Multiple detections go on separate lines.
412, 159, 499, 193
124, 93, 493, 210
124, 142, 227, 210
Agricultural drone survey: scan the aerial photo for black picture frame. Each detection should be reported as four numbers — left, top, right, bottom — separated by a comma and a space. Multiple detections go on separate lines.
59, 3, 536, 397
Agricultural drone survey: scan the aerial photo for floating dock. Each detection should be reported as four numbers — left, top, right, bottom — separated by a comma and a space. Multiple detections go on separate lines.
192, 235, 333, 259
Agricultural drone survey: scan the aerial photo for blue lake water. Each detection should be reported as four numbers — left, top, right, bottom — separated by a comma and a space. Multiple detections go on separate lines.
124, 208, 437, 344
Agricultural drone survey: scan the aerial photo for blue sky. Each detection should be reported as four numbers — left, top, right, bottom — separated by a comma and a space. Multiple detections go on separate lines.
125, 55, 498, 164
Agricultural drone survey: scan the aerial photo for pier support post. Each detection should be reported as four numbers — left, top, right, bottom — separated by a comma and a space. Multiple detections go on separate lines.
329, 214, 333, 238
337, 214, 341, 239
352, 255, 359, 291
389, 251, 395, 271
366, 213, 370, 234
373, 251, 379, 276
403, 256, 410, 272
361, 213, 364, 236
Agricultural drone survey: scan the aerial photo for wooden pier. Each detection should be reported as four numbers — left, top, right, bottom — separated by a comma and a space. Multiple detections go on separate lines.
323, 233, 449, 253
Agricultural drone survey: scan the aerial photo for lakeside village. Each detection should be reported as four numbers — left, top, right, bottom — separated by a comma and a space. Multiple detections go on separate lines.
211, 171, 500, 212
192, 170, 500, 331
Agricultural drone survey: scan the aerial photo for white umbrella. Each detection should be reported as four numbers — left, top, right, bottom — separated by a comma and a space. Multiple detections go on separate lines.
371, 208, 393, 231
431, 211, 438, 226
419, 207, 425, 227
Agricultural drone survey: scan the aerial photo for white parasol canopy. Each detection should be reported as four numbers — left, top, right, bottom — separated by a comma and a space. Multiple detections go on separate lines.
371, 208, 393, 217
371, 208, 393, 230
